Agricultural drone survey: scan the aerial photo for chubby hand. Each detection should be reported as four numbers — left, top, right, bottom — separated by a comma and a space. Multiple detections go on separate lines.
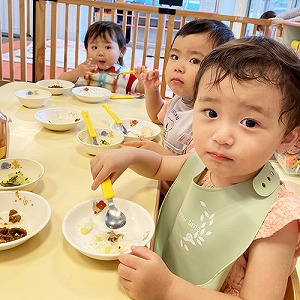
75, 58, 97, 77
118, 246, 175, 300
140, 69, 162, 91
134, 66, 147, 81
90, 148, 133, 190
124, 138, 168, 155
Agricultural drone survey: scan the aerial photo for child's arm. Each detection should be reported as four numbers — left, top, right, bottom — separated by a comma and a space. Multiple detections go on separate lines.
58, 58, 96, 82
124, 139, 177, 156
90, 147, 188, 190
140, 70, 164, 124
118, 221, 298, 300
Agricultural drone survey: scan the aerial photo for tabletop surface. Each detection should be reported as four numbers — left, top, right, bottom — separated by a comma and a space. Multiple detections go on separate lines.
0, 82, 160, 300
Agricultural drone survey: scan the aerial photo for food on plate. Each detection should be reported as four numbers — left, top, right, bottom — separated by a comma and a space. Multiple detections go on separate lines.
0, 209, 27, 243
9, 209, 21, 223
48, 82, 63, 88
26, 90, 39, 96
0, 171, 30, 187
130, 119, 138, 126
77, 200, 132, 254
140, 126, 154, 138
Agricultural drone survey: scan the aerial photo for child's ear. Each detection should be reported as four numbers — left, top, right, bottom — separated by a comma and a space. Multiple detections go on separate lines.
120, 47, 126, 57
276, 126, 300, 154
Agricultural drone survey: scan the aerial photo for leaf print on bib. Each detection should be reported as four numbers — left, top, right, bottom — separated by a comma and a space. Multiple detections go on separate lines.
180, 200, 215, 251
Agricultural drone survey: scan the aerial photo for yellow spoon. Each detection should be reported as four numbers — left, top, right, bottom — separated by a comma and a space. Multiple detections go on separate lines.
81, 110, 99, 145
101, 177, 126, 229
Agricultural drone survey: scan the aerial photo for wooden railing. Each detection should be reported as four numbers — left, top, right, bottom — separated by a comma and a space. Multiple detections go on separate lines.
1, 0, 275, 97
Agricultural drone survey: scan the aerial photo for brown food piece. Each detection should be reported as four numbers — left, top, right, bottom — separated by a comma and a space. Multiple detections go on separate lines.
9, 209, 21, 223
0, 227, 27, 243
107, 230, 124, 243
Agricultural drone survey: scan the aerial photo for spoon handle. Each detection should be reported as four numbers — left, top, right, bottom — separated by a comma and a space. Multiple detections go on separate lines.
81, 110, 97, 138
101, 177, 115, 200
101, 104, 122, 125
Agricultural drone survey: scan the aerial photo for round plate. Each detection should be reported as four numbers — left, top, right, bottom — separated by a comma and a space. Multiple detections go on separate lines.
0, 191, 51, 250
0, 158, 44, 192
62, 198, 155, 260
35, 108, 83, 131
72, 86, 111, 103
36, 80, 75, 95
110, 118, 161, 142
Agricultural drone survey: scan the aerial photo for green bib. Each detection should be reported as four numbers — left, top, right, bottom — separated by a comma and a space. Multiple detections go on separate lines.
154, 153, 279, 290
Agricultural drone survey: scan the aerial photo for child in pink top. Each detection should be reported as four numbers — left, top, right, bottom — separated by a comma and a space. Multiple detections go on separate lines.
125, 19, 234, 155
90, 36, 300, 299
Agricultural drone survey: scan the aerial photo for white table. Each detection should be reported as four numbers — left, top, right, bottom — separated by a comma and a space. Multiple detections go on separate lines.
0, 82, 160, 300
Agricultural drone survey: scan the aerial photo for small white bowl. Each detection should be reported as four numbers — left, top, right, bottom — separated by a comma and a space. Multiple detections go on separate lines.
15, 89, 52, 108
72, 86, 111, 103
0, 158, 44, 192
0, 190, 51, 250
110, 118, 161, 142
35, 108, 83, 131
77, 128, 124, 156
62, 198, 155, 260
36, 79, 75, 95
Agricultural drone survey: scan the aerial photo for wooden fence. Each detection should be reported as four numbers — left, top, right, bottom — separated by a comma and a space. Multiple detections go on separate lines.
0, 0, 276, 97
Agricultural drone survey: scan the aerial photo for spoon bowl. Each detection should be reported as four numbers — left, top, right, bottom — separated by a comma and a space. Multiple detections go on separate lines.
105, 199, 126, 229
101, 177, 126, 229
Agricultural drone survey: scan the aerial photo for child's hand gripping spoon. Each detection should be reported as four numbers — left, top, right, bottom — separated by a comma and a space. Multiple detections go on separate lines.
101, 177, 126, 229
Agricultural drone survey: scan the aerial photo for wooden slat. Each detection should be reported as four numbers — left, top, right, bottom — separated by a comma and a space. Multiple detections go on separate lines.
130, 11, 139, 70
35, 0, 46, 81
19, 0, 27, 81
142, 13, 151, 67
153, 13, 164, 71
0, 4, 3, 81
74, 5, 81, 68
63, 4, 70, 71
50, 2, 58, 78
160, 14, 174, 98
8, 0, 14, 81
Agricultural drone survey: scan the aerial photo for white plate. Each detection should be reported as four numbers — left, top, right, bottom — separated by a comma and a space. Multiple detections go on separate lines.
62, 198, 155, 260
110, 118, 161, 142
0, 191, 51, 250
0, 158, 44, 192
35, 108, 83, 131
72, 86, 111, 103
36, 80, 75, 95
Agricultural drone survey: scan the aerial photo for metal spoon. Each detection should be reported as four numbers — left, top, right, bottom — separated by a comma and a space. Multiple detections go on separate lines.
101, 177, 126, 229
101, 103, 139, 137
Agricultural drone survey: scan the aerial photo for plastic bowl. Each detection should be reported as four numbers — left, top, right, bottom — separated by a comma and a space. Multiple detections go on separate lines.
35, 108, 83, 131
72, 86, 111, 103
110, 118, 161, 142
0, 191, 51, 250
36, 79, 75, 95
62, 198, 155, 260
77, 128, 124, 156
15, 88, 52, 108
0, 158, 44, 192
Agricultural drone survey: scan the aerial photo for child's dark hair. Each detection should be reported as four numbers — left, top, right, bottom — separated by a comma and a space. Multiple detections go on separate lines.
84, 21, 126, 66
172, 18, 235, 49
194, 36, 300, 135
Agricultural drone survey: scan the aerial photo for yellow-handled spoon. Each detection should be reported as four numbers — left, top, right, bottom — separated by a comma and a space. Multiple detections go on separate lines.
81, 110, 99, 145
101, 103, 138, 137
101, 177, 126, 229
